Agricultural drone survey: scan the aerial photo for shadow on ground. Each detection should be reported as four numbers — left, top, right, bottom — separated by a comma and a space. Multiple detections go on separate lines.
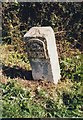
2, 65, 33, 80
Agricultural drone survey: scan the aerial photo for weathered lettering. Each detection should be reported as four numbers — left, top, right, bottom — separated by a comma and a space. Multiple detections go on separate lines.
26, 39, 48, 59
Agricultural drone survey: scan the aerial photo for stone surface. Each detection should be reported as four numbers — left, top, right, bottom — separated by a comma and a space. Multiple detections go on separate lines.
24, 27, 61, 84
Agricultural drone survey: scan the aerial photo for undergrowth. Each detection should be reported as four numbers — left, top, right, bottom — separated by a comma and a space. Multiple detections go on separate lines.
0, 43, 83, 118
0, 79, 83, 118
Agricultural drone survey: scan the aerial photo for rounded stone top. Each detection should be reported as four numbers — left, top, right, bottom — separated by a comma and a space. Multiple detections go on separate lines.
24, 26, 54, 38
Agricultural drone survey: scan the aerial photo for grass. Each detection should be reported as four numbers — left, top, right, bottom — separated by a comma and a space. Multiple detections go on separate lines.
0, 44, 31, 70
0, 43, 83, 118
1, 78, 83, 118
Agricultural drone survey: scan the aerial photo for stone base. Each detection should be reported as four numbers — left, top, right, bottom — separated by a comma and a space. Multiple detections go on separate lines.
30, 59, 53, 81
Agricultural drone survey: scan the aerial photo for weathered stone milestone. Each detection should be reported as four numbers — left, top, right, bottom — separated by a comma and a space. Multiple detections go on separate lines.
24, 27, 61, 84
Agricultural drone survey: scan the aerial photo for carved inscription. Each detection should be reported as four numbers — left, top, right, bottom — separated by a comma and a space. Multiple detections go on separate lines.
26, 39, 47, 59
